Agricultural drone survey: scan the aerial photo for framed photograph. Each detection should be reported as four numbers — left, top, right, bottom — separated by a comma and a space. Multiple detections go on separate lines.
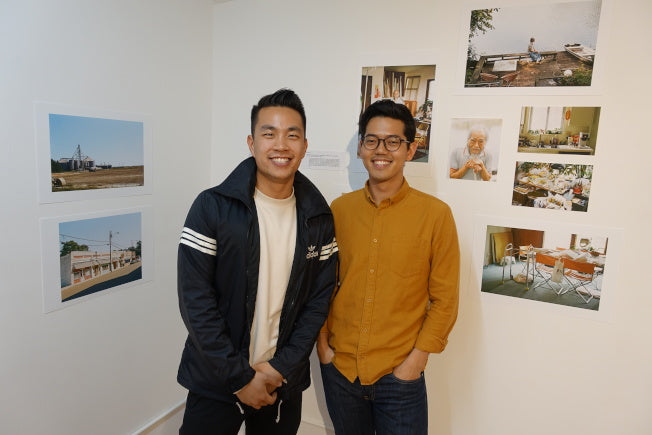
472, 215, 622, 319
350, 51, 439, 178
459, 0, 606, 93
40, 207, 152, 313
518, 106, 601, 155
448, 118, 502, 182
36, 102, 152, 203
512, 161, 593, 212
360, 64, 436, 164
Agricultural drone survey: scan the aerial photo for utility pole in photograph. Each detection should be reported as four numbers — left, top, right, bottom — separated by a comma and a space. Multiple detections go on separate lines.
109, 230, 119, 271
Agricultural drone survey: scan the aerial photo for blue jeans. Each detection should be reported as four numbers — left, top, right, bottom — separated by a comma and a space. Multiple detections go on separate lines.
529, 52, 542, 62
320, 362, 428, 435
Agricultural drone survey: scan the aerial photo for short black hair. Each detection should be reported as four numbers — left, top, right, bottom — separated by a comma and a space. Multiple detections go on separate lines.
250, 88, 306, 135
358, 99, 416, 142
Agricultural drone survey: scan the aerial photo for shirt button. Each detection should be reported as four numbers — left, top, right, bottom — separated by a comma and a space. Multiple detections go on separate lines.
370, 269, 374, 274
373, 238, 378, 243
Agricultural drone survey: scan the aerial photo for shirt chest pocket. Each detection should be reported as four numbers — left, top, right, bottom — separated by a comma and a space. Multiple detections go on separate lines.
389, 239, 430, 278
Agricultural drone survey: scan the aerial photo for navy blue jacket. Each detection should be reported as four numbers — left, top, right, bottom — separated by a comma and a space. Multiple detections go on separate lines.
177, 157, 337, 402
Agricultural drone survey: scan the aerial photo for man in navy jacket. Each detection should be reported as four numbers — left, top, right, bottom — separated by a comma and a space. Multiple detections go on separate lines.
177, 89, 337, 434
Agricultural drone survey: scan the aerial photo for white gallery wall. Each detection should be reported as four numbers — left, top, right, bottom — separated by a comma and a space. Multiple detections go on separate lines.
0, 0, 213, 433
212, 0, 651, 434
1, 0, 650, 434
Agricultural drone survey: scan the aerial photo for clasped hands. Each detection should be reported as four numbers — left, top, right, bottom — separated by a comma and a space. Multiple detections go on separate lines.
235, 362, 283, 409
464, 158, 485, 174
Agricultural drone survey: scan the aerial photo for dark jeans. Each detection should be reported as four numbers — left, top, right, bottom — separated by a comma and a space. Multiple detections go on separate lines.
320, 362, 427, 435
179, 391, 302, 435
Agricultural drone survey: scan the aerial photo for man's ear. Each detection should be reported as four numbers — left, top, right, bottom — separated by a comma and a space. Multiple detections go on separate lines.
247, 135, 255, 156
406, 141, 418, 161
300, 138, 308, 158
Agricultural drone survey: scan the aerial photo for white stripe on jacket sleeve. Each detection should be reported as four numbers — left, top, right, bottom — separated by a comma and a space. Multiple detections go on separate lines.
180, 227, 217, 256
319, 238, 338, 261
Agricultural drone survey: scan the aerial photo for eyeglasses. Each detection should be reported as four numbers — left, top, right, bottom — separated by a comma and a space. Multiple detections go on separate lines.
361, 135, 409, 151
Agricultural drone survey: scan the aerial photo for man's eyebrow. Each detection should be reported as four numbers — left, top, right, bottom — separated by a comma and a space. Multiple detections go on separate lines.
259, 124, 277, 131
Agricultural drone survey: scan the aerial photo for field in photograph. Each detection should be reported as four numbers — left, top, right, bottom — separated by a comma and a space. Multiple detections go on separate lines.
52, 166, 144, 191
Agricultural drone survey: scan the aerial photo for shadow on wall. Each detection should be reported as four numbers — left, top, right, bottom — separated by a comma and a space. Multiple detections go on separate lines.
346, 133, 367, 192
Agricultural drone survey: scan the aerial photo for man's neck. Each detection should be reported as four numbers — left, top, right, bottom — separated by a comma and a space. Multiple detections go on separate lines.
367, 177, 404, 206
255, 176, 295, 200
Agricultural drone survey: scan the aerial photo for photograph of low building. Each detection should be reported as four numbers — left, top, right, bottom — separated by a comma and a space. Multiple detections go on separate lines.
58, 212, 142, 303
60, 249, 136, 287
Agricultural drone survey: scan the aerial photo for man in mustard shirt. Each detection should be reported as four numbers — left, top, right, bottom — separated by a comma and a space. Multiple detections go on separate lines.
317, 99, 460, 434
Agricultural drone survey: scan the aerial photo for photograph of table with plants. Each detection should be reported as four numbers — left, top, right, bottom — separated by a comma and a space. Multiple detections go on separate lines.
512, 162, 593, 212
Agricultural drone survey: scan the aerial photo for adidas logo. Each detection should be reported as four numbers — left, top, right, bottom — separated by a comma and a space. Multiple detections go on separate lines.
306, 245, 318, 259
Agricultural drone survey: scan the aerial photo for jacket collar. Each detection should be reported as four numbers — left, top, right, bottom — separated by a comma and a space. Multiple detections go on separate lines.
215, 157, 331, 218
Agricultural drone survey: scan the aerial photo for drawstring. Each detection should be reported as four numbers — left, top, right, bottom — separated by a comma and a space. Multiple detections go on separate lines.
234, 398, 282, 420
275, 399, 283, 423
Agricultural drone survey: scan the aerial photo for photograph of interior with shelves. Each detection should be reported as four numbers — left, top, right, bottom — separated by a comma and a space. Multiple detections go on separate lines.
482, 224, 608, 311
360, 64, 435, 163
512, 162, 592, 211
518, 106, 600, 154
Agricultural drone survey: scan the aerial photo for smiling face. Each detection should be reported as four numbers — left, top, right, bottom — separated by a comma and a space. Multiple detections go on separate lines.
467, 129, 487, 155
358, 116, 416, 191
247, 106, 307, 199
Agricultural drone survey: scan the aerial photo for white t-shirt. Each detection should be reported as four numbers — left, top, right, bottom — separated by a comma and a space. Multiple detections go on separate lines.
249, 188, 297, 365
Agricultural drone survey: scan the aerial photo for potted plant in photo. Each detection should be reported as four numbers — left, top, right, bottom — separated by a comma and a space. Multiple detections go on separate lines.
417, 100, 433, 120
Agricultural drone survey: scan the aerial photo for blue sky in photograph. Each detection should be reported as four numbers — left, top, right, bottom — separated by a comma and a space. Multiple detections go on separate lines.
470, 1, 601, 56
59, 212, 142, 252
49, 114, 144, 166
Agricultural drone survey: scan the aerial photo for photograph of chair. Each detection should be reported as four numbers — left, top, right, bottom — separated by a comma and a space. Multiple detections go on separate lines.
562, 257, 599, 303
481, 224, 609, 311
532, 252, 565, 295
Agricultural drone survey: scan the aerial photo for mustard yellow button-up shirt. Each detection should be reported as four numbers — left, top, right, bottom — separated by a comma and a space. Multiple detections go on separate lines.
325, 180, 460, 384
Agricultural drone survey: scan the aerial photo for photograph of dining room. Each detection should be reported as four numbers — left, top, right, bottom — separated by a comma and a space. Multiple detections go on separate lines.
360, 64, 436, 163
449, 117, 501, 182
518, 106, 601, 155
481, 224, 608, 311
512, 161, 593, 211
464, 1, 602, 87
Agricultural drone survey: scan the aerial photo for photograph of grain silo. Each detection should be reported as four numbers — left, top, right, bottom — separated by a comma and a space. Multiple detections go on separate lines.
48, 113, 145, 192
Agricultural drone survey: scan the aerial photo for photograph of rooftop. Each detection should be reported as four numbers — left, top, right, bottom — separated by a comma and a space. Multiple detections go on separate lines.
465, 1, 602, 87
